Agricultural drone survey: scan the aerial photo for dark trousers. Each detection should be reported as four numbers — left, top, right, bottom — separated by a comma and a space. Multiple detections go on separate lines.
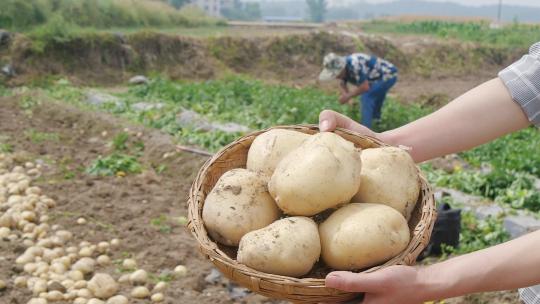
360, 76, 397, 128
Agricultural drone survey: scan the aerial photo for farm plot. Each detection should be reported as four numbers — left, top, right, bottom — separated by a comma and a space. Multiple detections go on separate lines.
0, 96, 284, 304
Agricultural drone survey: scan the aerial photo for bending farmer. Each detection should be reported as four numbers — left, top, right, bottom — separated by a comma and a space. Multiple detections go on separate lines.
319, 52, 398, 128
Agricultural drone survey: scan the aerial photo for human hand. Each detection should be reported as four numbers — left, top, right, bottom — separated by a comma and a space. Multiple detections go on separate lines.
339, 94, 351, 104
319, 110, 377, 139
325, 266, 429, 304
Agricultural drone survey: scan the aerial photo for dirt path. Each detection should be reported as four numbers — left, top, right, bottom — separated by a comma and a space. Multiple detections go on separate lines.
392, 69, 497, 105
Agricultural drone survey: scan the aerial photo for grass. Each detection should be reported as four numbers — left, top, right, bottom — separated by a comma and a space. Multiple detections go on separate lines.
149, 272, 175, 283
2, 0, 226, 53
176, 216, 188, 226
361, 20, 540, 49
0, 84, 10, 97
1, 0, 223, 32
0, 135, 13, 153
153, 164, 167, 175
19, 95, 40, 110
150, 215, 172, 234
0, 143, 13, 153
112, 132, 130, 151
102, 25, 230, 36
24, 129, 60, 143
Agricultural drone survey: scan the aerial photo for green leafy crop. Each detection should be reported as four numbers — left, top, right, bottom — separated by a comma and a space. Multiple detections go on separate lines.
86, 153, 142, 176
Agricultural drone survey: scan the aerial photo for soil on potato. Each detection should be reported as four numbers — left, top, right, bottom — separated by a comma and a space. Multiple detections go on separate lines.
0, 95, 520, 304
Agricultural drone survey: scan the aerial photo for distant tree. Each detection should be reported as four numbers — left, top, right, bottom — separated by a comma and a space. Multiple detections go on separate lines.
243, 2, 262, 20
306, 0, 327, 23
221, 0, 261, 21
169, 0, 190, 9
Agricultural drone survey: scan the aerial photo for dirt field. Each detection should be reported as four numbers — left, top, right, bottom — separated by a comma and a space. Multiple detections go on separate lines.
0, 96, 286, 304
0, 92, 522, 304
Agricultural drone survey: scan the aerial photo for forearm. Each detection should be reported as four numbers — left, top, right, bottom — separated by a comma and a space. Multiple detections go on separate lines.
339, 80, 349, 95
346, 85, 366, 99
420, 230, 540, 301
379, 78, 530, 162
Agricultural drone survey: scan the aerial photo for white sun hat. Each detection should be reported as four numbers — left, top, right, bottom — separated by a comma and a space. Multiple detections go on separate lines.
319, 53, 346, 81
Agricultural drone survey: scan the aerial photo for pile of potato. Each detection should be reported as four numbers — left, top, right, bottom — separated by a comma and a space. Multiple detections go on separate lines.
0, 153, 184, 304
203, 130, 420, 277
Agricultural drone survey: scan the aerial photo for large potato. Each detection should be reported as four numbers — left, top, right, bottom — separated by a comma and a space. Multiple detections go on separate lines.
351, 147, 419, 219
237, 216, 320, 277
202, 168, 280, 246
319, 203, 410, 270
246, 129, 310, 178
268, 132, 362, 216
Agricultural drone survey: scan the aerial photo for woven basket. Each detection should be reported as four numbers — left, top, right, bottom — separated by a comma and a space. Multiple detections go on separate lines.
188, 125, 437, 303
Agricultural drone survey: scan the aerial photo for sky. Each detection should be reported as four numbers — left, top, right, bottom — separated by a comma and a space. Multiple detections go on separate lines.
363, 0, 540, 7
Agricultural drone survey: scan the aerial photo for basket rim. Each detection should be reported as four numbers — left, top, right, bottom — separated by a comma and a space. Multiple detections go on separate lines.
187, 124, 437, 287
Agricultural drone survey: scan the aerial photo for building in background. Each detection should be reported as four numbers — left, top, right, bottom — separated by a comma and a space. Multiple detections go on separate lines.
194, 0, 234, 17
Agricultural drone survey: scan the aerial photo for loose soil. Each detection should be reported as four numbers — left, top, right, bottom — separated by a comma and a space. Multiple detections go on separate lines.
0, 95, 282, 304
1, 28, 523, 106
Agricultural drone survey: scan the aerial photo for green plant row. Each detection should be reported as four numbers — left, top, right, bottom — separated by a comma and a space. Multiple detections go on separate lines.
423, 165, 540, 212
362, 20, 540, 49
121, 77, 361, 151
443, 210, 509, 256
36, 76, 540, 212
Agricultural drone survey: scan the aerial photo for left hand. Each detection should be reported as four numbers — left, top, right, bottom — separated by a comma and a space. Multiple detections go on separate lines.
325, 266, 428, 304
319, 110, 377, 138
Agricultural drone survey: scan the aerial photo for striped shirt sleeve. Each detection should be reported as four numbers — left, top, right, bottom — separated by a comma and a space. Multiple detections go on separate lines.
520, 285, 540, 304
498, 42, 540, 127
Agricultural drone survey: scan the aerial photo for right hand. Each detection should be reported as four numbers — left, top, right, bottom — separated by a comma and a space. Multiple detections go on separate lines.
339, 94, 351, 105
319, 110, 378, 138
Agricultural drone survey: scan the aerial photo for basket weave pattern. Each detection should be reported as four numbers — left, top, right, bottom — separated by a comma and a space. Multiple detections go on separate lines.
188, 125, 437, 303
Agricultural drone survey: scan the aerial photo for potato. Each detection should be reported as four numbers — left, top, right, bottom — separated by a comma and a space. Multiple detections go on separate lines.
203, 168, 280, 246
87, 273, 119, 299
152, 281, 168, 292
319, 203, 410, 270
131, 286, 150, 298
268, 132, 362, 216
174, 265, 187, 277
122, 258, 137, 269
151, 293, 164, 302
246, 129, 309, 178
106, 295, 128, 304
237, 217, 320, 277
129, 269, 148, 285
351, 147, 419, 219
